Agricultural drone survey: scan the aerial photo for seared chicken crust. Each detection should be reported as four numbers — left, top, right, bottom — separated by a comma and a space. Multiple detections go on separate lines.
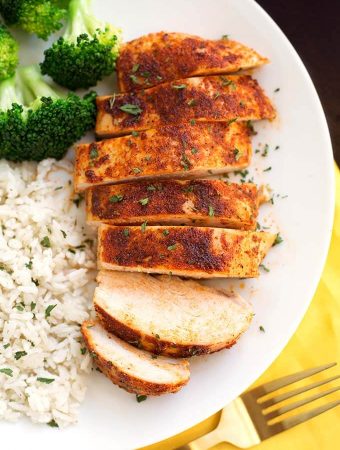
96, 75, 275, 137
97, 225, 275, 278
75, 122, 251, 191
117, 32, 268, 92
86, 180, 260, 230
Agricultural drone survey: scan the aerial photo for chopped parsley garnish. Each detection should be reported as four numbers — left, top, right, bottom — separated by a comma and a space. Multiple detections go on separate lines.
120, 104, 142, 115
167, 244, 177, 251
222, 34, 229, 40
123, 229, 130, 237
181, 153, 191, 171
89, 147, 98, 159
273, 233, 283, 246
234, 148, 241, 161
80, 348, 87, 355
141, 71, 151, 78
37, 377, 55, 384
0, 368, 13, 377
132, 167, 142, 174
139, 197, 149, 206
30, 302, 36, 311
226, 117, 237, 126
141, 221, 147, 232
109, 95, 116, 109
132, 63, 140, 73
190, 119, 196, 125
274, 88, 280, 93
183, 185, 194, 193
191, 147, 198, 154
275, 145, 280, 150
47, 419, 59, 428
73, 194, 84, 207
145, 155, 151, 161
129, 74, 140, 84
246, 120, 257, 135
45, 304, 57, 319
172, 84, 186, 89
260, 264, 270, 272
214, 92, 221, 99
68, 248, 76, 254
31, 278, 39, 286
147, 184, 156, 191
131, 130, 139, 137
3, 344, 10, 349
60, 230, 67, 239
136, 394, 147, 403
40, 236, 51, 248
263, 167, 272, 172
54, 186, 63, 191
14, 351, 27, 360
25, 260, 33, 269
14, 304, 24, 311
220, 76, 236, 89
208, 206, 215, 217
109, 194, 124, 203
262, 144, 269, 157
187, 99, 196, 106
163, 229, 169, 236
259, 325, 265, 332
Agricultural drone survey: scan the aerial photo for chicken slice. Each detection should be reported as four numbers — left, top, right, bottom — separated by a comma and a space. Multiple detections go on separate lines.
86, 180, 260, 230
117, 32, 269, 92
74, 122, 251, 192
81, 320, 190, 396
94, 271, 253, 357
97, 225, 276, 278
96, 75, 275, 138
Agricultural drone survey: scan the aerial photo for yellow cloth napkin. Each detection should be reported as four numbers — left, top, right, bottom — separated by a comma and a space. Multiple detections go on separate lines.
142, 165, 340, 450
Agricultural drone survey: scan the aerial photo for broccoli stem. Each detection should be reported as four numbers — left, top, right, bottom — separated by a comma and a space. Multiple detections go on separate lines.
18, 65, 61, 105
64, 0, 102, 42
0, 76, 23, 111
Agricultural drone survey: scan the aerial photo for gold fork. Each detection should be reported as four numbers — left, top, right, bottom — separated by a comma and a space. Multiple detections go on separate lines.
178, 362, 340, 449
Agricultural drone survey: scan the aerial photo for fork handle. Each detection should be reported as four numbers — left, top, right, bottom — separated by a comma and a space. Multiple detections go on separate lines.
179, 428, 223, 450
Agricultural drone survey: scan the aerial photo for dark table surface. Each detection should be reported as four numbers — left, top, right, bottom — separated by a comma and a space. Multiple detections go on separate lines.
257, 0, 339, 164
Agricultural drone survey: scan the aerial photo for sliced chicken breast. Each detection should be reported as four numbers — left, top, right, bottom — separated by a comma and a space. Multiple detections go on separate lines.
96, 75, 275, 137
97, 225, 276, 278
94, 271, 254, 357
74, 122, 251, 192
81, 320, 190, 395
86, 180, 260, 230
117, 32, 268, 92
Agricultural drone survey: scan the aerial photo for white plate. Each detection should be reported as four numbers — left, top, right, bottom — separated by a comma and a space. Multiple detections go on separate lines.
3, 0, 334, 448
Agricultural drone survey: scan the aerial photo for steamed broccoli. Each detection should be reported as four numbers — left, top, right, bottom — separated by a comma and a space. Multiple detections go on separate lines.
0, 65, 96, 161
0, 0, 66, 40
40, 0, 122, 89
0, 24, 19, 80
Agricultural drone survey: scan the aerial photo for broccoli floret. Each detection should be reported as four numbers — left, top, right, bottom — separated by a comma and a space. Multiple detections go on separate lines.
40, 0, 122, 89
0, 25, 19, 80
0, 65, 96, 161
0, 0, 66, 40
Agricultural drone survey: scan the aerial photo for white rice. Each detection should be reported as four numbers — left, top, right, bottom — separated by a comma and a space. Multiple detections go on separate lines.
0, 158, 96, 427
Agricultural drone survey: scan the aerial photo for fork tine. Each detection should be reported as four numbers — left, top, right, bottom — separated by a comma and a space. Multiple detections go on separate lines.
264, 385, 340, 420
260, 374, 340, 409
252, 363, 336, 398
270, 399, 340, 432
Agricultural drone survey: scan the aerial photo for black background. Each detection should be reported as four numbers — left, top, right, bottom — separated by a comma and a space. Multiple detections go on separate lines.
257, 0, 340, 163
